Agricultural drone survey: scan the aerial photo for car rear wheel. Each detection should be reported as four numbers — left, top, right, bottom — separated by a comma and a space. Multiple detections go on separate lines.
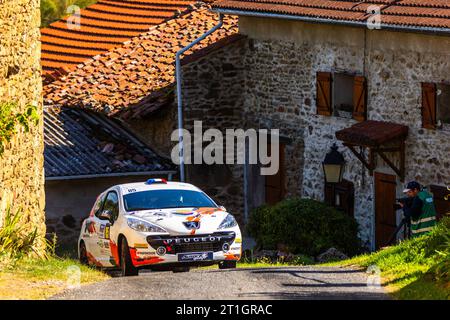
79, 241, 88, 265
120, 238, 139, 276
219, 260, 237, 269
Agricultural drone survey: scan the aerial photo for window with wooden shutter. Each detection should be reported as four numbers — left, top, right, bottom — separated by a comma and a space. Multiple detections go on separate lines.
333, 73, 353, 119
422, 83, 437, 130
316, 72, 332, 116
353, 76, 367, 122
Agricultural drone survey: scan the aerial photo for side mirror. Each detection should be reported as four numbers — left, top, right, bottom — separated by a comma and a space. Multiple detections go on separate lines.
99, 210, 112, 221
219, 206, 227, 212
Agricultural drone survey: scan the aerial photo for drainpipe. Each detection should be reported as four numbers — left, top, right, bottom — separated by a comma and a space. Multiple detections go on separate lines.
175, 14, 224, 182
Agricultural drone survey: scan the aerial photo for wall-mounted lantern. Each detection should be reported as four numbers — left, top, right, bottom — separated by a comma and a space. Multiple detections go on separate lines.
322, 143, 345, 184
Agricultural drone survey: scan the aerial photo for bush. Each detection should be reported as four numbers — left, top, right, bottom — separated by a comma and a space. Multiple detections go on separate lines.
247, 198, 362, 257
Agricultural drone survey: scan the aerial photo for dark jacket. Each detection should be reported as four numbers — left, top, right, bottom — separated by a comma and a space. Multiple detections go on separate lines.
403, 196, 423, 220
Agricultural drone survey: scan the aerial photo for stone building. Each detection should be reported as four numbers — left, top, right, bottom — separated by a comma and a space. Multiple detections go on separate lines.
0, 0, 45, 249
182, 0, 450, 250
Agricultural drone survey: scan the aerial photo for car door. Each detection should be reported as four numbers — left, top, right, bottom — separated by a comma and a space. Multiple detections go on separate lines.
92, 190, 120, 266
82, 193, 106, 263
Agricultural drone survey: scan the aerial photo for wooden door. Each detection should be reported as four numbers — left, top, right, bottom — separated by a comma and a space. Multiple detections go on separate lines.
265, 143, 285, 205
374, 172, 397, 249
430, 185, 450, 220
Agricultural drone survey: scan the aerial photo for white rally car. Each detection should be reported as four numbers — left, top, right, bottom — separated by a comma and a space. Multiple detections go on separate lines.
78, 179, 242, 276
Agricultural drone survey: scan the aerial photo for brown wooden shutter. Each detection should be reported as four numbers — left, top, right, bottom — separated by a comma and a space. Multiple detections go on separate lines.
422, 83, 437, 130
316, 72, 332, 116
353, 76, 367, 122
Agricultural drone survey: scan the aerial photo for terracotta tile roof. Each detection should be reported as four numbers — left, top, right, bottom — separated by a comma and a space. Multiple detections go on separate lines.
212, 0, 450, 32
44, 106, 175, 178
44, 5, 238, 118
41, 0, 196, 81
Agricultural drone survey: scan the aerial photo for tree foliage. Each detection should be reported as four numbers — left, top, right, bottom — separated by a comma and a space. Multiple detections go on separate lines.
40, 0, 96, 27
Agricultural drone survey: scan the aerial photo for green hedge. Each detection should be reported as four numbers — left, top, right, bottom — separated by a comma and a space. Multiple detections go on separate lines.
247, 198, 362, 256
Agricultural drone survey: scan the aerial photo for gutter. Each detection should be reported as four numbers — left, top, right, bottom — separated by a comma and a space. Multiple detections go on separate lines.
213, 9, 450, 36
45, 170, 177, 181
175, 13, 224, 182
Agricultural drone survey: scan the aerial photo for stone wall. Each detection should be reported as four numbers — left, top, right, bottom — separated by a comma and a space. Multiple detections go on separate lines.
181, 38, 248, 223
180, 36, 306, 225
123, 104, 177, 158
243, 39, 308, 200
0, 0, 45, 249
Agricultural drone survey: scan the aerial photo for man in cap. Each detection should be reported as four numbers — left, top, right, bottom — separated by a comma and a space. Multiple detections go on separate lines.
400, 181, 437, 238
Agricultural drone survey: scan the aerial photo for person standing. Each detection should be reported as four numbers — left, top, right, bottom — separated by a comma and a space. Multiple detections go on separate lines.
400, 181, 437, 238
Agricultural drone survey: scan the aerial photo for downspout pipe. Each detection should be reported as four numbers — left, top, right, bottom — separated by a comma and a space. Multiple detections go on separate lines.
175, 14, 224, 182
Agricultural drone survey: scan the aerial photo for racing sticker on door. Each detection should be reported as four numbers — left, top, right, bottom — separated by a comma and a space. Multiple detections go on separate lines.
99, 224, 110, 240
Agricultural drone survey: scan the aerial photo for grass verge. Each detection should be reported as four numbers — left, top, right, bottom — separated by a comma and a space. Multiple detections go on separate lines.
324, 218, 450, 300
0, 256, 108, 300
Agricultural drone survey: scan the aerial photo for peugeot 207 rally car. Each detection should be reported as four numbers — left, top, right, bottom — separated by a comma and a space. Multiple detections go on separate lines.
78, 179, 242, 276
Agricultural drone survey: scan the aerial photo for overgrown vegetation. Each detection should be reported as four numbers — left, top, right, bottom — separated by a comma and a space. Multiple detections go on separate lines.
0, 207, 44, 266
0, 255, 109, 299
41, 0, 96, 27
0, 102, 39, 156
247, 198, 362, 257
327, 217, 450, 300
0, 206, 108, 299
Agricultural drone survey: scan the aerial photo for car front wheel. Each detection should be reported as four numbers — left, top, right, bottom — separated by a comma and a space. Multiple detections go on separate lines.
120, 238, 139, 276
219, 260, 237, 269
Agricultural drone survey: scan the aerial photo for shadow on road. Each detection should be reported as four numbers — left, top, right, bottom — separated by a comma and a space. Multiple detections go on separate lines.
282, 282, 368, 288
240, 290, 389, 300
248, 268, 362, 274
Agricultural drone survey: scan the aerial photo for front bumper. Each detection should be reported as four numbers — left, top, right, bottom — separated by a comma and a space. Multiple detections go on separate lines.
129, 231, 242, 267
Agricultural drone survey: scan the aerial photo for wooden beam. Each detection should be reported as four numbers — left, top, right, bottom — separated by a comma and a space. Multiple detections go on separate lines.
344, 143, 374, 173
340, 133, 407, 181
377, 150, 402, 178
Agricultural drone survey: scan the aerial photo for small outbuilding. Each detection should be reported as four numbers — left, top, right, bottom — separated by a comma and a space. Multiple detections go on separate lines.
44, 106, 176, 244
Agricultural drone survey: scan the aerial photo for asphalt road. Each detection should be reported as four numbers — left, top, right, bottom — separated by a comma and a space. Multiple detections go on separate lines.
51, 266, 389, 300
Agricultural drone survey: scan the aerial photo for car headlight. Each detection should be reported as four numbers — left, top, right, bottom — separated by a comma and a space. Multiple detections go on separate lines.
218, 214, 238, 229
127, 217, 166, 233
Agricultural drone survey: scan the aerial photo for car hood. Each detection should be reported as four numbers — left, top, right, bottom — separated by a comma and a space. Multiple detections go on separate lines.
125, 207, 230, 235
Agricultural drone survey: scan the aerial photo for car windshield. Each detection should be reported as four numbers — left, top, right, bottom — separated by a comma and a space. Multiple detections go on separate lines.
123, 189, 217, 211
